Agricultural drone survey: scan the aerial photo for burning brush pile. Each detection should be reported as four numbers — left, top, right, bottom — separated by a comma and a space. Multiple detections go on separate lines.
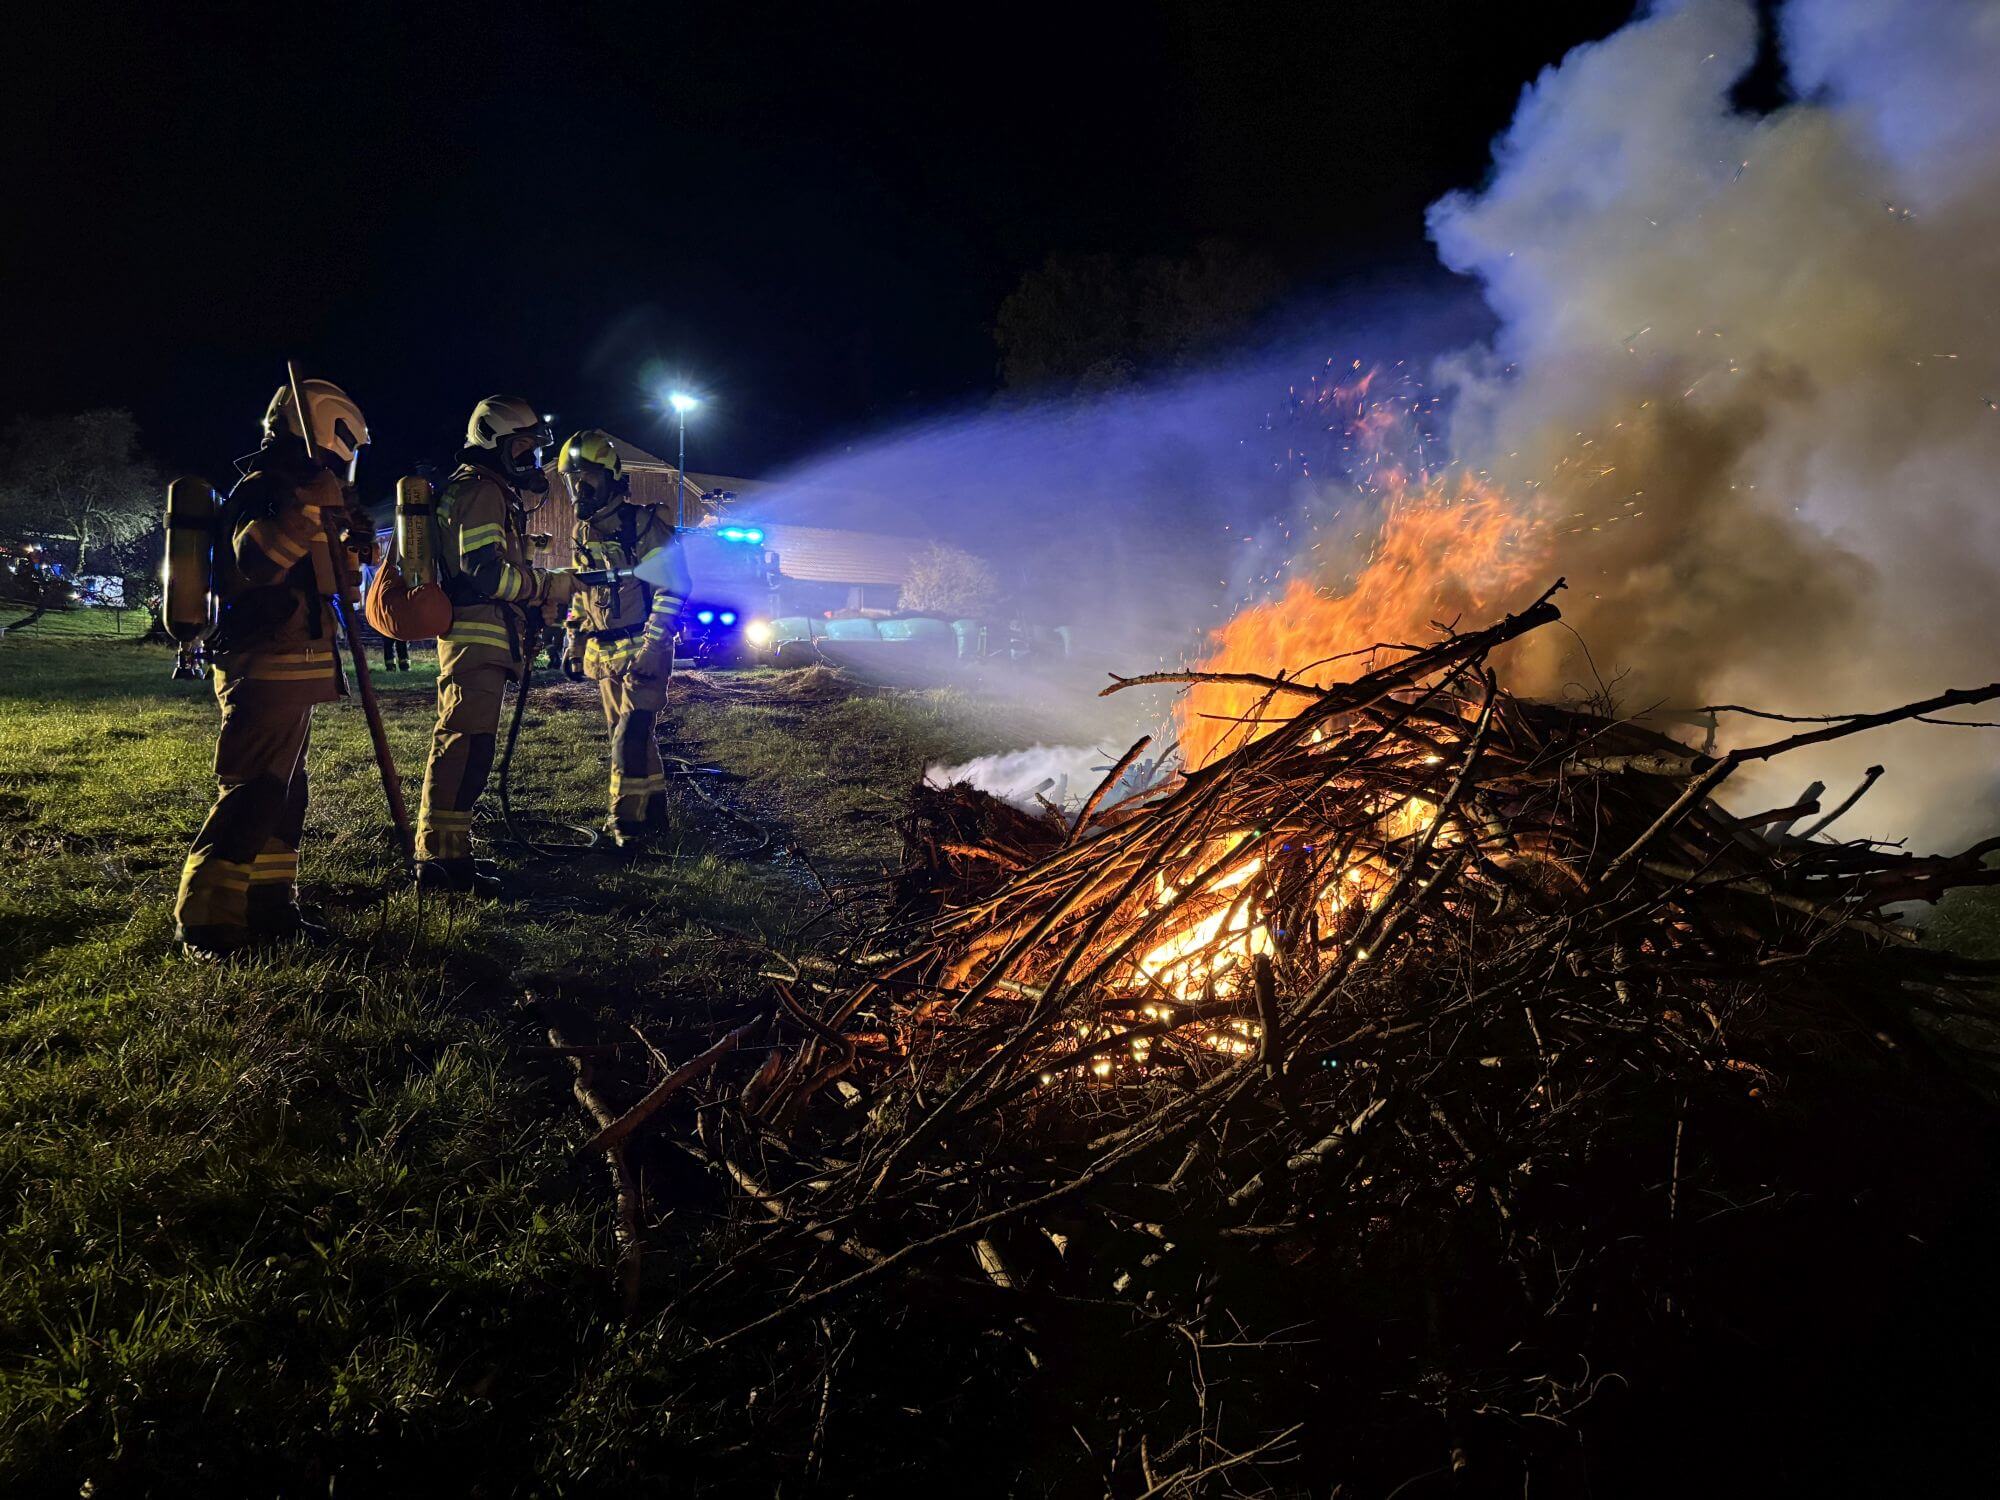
641, 583, 2000, 1483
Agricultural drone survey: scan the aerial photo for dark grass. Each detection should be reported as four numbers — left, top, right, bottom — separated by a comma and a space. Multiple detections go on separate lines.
0, 615, 1054, 1494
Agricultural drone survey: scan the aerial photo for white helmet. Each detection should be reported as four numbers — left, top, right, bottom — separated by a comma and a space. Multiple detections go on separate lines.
263, 379, 369, 474
465, 395, 555, 492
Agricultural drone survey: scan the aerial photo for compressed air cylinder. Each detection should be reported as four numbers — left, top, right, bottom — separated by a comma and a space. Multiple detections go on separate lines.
162, 476, 218, 642
395, 475, 436, 585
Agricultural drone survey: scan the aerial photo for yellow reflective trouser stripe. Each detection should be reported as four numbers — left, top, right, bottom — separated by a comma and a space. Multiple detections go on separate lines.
445, 622, 512, 649
178, 856, 254, 928
610, 773, 667, 792
418, 809, 474, 862
242, 650, 336, 681
249, 851, 298, 883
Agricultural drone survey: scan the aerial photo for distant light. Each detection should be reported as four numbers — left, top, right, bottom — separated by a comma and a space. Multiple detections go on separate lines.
695, 609, 715, 625
745, 620, 773, 647
667, 392, 699, 414
717, 524, 764, 545
718, 611, 737, 626
719, 526, 745, 541
742, 527, 764, 544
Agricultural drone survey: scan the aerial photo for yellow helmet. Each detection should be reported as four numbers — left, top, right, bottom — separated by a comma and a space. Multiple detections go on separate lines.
558, 429, 628, 518
263, 378, 369, 474
557, 429, 623, 481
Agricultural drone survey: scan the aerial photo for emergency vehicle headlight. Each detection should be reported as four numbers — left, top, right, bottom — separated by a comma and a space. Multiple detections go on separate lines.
719, 611, 737, 625
745, 619, 773, 647
696, 609, 715, 625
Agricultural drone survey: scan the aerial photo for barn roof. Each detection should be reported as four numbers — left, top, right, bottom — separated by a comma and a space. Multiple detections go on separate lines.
759, 523, 924, 586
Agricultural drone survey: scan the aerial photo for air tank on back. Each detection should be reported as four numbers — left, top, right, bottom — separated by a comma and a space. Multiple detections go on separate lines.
395, 474, 435, 584
161, 476, 218, 643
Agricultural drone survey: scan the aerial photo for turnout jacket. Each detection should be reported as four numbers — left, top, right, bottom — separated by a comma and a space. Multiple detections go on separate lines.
434, 461, 557, 667
567, 503, 687, 679
208, 448, 346, 701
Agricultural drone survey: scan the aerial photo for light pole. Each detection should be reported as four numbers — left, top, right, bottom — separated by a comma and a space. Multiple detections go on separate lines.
667, 391, 699, 524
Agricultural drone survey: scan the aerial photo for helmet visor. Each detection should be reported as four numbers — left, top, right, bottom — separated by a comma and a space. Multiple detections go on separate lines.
517, 422, 554, 469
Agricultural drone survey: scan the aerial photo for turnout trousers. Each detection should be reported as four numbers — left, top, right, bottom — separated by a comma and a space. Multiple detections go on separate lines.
175, 660, 330, 937
597, 667, 669, 834
416, 640, 513, 864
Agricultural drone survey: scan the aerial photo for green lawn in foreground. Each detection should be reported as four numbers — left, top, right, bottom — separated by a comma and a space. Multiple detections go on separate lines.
0, 612, 1045, 1493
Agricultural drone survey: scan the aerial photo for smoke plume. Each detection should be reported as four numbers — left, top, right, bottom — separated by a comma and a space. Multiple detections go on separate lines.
926, 744, 1122, 812
1428, 0, 2000, 844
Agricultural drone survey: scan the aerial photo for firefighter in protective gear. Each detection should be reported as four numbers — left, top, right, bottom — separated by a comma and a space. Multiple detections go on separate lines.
559, 429, 689, 849
174, 379, 372, 959
415, 396, 576, 894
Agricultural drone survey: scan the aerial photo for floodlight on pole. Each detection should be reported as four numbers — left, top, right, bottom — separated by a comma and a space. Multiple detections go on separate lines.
664, 391, 700, 522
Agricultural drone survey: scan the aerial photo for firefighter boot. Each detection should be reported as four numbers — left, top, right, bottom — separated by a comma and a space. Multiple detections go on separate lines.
179, 924, 251, 963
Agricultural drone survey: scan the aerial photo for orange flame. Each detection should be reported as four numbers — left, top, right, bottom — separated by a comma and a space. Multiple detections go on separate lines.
1178, 465, 1541, 769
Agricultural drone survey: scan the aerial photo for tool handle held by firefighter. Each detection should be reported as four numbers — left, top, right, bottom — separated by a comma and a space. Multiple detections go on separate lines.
284, 362, 342, 598
327, 538, 415, 872
288, 360, 414, 873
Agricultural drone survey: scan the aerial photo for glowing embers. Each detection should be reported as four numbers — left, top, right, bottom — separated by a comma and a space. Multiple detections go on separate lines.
1135, 844, 1271, 1000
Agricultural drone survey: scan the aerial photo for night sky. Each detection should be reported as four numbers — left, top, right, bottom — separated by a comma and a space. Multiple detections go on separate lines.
6, 2, 1641, 485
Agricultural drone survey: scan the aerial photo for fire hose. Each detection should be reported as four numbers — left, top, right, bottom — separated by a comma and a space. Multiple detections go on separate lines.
493, 613, 605, 859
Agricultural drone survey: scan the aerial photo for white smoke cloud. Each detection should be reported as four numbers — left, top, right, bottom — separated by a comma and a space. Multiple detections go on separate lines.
927, 743, 1144, 812
1429, 0, 2000, 847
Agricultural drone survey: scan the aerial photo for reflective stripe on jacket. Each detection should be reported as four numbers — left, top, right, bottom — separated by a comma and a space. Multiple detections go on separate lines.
435, 463, 546, 667
567, 503, 683, 680
207, 453, 343, 700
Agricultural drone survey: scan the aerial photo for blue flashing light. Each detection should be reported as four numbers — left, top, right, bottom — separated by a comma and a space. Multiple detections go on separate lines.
695, 609, 715, 625
719, 611, 737, 625
742, 527, 764, 544
717, 525, 766, 545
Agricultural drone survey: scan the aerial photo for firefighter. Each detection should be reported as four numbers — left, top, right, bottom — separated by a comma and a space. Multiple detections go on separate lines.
414, 396, 574, 895
174, 379, 371, 959
558, 430, 689, 849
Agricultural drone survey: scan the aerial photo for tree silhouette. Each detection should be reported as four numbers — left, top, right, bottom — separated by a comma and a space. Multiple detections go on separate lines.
0, 409, 159, 574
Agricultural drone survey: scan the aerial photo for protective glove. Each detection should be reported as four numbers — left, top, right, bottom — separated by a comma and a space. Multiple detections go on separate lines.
633, 632, 674, 681
535, 566, 577, 614
342, 501, 379, 567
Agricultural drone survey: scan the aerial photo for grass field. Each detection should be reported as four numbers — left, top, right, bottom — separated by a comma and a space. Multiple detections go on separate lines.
0, 610, 1089, 1494
5, 609, 1995, 1495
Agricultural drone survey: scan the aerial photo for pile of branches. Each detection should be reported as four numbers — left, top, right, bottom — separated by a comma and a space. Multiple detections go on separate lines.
605, 582, 2000, 1486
